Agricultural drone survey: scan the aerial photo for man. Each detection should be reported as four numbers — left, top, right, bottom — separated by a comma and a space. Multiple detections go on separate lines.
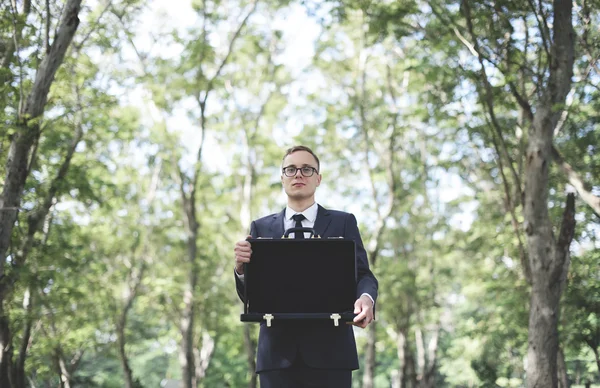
234, 145, 378, 388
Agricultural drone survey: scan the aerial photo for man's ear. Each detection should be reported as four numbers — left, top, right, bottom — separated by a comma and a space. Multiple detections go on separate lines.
316, 174, 322, 186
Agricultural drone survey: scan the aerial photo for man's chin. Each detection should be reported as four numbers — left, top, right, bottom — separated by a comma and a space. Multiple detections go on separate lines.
286, 191, 312, 200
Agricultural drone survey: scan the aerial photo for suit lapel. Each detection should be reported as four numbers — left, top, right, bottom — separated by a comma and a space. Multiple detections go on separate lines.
269, 209, 286, 238
269, 205, 331, 238
313, 205, 332, 237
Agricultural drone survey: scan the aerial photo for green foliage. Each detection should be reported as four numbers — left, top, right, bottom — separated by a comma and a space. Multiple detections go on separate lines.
2, 0, 598, 387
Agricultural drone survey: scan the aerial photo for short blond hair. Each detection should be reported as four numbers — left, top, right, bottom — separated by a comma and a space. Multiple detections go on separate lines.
282, 145, 320, 172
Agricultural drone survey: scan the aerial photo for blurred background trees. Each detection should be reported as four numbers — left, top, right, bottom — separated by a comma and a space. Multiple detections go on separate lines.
0, 0, 598, 387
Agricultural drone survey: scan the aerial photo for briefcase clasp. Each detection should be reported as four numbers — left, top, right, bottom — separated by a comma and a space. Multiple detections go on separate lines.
330, 313, 341, 326
263, 314, 274, 327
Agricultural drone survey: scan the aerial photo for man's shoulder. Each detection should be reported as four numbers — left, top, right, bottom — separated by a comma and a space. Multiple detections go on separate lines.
253, 211, 281, 225
321, 206, 353, 219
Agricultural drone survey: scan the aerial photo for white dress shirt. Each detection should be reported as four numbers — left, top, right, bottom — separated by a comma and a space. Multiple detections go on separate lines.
284, 202, 318, 238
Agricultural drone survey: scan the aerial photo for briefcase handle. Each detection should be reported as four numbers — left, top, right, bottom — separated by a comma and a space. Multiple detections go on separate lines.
283, 227, 316, 238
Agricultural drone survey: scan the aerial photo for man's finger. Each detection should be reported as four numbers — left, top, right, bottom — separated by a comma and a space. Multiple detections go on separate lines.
351, 319, 368, 328
354, 298, 365, 313
354, 311, 366, 322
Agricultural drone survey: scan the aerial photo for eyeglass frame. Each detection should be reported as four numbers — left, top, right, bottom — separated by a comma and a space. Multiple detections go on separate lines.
282, 165, 319, 177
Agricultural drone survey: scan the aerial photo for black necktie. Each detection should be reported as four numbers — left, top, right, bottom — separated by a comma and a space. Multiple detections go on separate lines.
292, 214, 306, 239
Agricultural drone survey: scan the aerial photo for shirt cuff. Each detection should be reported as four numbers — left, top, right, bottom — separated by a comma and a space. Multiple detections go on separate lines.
234, 266, 245, 282
360, 293, 374, 307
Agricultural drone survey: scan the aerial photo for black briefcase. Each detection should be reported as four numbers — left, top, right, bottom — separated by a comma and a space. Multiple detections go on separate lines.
240, 228, 357, 327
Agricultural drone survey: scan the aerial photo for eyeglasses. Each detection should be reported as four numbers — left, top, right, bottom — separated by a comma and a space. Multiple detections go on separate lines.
282, 166, 318, 177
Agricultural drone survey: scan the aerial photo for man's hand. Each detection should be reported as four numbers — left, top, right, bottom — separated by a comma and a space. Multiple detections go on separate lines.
352, 295, 374, 328
234, 235, 252, 275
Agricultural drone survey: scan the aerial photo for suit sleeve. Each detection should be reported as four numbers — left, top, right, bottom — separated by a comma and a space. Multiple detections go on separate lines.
345, 214, 378, 303
235, 221, 258, 303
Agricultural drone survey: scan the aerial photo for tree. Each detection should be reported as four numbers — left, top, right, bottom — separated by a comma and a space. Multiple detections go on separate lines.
0, 0, 83, 384
438, 0, 579, 384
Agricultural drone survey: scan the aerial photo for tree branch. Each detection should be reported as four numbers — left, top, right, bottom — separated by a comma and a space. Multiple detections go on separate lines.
21, 0, 82, 118
462, 0, 523, 199
552, 146, 600, 218
482, 114, 531, 282
45, 0, 51, 54
16, 89, 85, 269
508, 81, 534, 122
74, 0, 113, 51
526, 0, 551, 58
545, 0, 575, 113
204, 0, 259, 97
556, 193, 576, 252
552, 193, 575, 288
192, 0, 259, 202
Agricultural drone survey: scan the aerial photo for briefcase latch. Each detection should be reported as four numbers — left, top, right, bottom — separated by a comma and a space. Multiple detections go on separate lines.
263, 314, 274, 327
330, 313, 341, 326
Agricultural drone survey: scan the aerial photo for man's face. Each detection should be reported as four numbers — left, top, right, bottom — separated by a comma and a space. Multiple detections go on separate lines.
281, 151, 321, 200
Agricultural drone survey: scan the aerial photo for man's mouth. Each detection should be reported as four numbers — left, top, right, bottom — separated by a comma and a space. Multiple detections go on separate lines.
292, 183, 305, 187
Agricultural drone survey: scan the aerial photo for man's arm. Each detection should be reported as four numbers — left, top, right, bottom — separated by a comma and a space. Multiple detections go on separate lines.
346, 213, 378, 301
345, 213, 378, 327
234, 221, 257, 302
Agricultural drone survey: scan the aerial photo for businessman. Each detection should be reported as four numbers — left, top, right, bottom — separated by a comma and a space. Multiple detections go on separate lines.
234, 145, 378, 388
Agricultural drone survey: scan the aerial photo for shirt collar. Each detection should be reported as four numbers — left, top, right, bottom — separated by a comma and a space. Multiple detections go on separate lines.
286, 202, 318, 223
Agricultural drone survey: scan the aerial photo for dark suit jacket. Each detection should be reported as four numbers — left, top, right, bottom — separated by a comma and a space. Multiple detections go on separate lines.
235, 205, 378, 372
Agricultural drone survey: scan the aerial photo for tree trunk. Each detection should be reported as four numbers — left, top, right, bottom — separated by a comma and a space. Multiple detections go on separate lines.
525, 182, 575, 388
193, 331, 215, 384
524, 0, 575, 386
362, 322, 377, 388
179, 270, 197, 388
420, 327, 439, 388
415, 328, 425, 382
117, 323, 134, 388
392, 329, 407, 388
0, 304, 13, 387
591, 346, 600, 377
11, 288, 34, 388
58, 357, 72, 388
405, 347, 416, 388
391, 370, 401, 388
557, 347, 569, 388
414, 326, 438, 388
53, 348, 72, 388
179, 213, 199, 388
117, 262, 146, 388
0, 130, 39, 385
